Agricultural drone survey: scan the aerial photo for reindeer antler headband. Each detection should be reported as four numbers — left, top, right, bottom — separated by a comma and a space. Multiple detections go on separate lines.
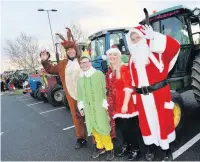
55, 27, 76, 50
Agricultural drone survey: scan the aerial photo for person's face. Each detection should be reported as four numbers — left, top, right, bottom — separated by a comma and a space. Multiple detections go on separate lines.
80, 58, 91, 71
130, 32, 142, 44
107, 52, 118, 65
66, 48, 76, 58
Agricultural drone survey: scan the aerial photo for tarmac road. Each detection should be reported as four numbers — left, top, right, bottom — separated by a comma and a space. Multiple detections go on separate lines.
1, 90, 200, 161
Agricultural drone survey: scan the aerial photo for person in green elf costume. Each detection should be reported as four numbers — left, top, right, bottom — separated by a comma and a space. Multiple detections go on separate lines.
77, 54, 114, 161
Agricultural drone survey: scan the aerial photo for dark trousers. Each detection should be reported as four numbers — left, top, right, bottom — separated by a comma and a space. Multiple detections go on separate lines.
115, 117, 140, 150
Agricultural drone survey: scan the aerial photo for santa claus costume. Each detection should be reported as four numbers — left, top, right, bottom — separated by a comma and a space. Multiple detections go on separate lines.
106, 46, 140, 161
126, 25, 180, 161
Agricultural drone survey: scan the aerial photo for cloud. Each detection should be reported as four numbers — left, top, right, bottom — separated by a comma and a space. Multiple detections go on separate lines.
79, 0, 144, 35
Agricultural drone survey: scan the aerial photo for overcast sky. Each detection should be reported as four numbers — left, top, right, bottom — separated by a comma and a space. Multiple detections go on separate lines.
1, 0, 200, 72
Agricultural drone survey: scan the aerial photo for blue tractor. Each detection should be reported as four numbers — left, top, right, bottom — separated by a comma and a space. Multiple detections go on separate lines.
28, 74, 42, 99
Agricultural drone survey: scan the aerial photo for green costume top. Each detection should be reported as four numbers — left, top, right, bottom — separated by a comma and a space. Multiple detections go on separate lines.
77, 67, 110, 136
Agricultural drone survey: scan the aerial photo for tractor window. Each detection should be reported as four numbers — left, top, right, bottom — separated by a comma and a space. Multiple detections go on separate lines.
160, 16, 191, 45
110, 32, 127, 54
191, 17, 200, 45
152, 21, 160, 32
90, 36, 106, 60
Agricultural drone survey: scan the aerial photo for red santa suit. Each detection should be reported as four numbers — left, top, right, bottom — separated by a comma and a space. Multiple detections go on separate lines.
127, 26, 180, 150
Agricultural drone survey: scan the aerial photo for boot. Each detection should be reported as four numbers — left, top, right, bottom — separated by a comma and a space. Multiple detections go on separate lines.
75, 139, 87, 149
117, 143, 129, 157
91, 147, 106, 159
163, 149, 173, 161
128, 149, 140, 161
145, 145, 155, 161
106, 149, 115, 161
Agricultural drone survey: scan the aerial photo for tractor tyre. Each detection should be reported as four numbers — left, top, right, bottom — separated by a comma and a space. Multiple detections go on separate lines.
48, 84, 63, 107
34, 88, 41, 100
38, 87, 48, 102
30, 92, 35, 98
171, 90, 185, 135
62, 90, 70, 110
191, 55, 200, 105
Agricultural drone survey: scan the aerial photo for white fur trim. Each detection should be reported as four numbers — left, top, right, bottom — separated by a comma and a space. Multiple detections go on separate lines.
143, 130, 176, 150
79, 67, 96, 78
149, 32, 167, 54
106, 48, 121, 56
132, 94, 136, 104
102, 99, 109, 110
168, 49, 180, 72
113, 112, 139, 119
123, 88, 133, 93
101, 55, 107, 60
149, 53, 164, 73
164, 101, 174, 110
136, 66, 162, 150
77, 101, 84, 111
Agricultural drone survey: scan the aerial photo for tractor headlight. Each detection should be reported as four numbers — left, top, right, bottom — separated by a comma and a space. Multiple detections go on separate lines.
193, 8, 200, 16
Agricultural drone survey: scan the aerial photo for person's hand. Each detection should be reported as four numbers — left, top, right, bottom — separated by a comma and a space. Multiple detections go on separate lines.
79, 109, 85, 116
140, 25, 155, 40
121, 104, 128, 113
40, 50, 49, 61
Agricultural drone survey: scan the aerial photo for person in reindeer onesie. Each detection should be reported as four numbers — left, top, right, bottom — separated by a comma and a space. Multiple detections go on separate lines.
126, 25, 180, 161
40, 28, 87, 149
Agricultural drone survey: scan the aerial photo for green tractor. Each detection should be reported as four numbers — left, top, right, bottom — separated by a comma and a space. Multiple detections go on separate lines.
88, 5, 200, 132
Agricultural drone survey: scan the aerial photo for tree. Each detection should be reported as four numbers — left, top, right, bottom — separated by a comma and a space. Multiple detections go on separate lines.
4, 33, 40, 73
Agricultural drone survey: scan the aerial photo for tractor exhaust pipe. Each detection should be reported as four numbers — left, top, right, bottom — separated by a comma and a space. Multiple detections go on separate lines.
143, 8, 150, 25
55, 43, 60, 63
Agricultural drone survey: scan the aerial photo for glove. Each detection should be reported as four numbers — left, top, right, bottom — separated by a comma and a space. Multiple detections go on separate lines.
140, 25, 155, 40
79, 109, 85, 116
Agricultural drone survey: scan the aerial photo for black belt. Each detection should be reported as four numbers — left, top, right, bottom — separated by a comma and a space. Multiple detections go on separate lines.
134, 79, 168, 95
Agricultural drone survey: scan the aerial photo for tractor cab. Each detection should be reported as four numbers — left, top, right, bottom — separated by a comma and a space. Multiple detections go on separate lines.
88, 27, 131, 72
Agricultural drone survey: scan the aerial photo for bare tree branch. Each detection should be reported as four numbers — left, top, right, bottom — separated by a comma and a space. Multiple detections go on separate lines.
4, 32, 40, 73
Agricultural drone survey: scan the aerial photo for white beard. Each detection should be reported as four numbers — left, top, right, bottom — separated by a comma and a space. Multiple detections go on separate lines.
129, 39, 151, 68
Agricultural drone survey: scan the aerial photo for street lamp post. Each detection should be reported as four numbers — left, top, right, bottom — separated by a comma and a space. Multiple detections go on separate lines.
38, 9, 57, 53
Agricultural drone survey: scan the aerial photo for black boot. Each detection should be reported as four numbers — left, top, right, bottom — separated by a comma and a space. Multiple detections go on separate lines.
75, 139, 87, 149
163, 149, 173, 161
106, 149, 115, 161
91, 147, 106, 159
117, 143, 129, 157
128, 149, 140, 161
145, 145, 155, 161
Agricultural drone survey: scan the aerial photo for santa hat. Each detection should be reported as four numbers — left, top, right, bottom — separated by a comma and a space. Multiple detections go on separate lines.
106, 45, 121, 56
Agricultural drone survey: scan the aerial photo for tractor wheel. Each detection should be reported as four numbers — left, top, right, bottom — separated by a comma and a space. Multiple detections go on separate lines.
191, 55, 200, 105
61, 90, 70, 110
38, 88, 48, 102
171, 90, 185, 134
34, 88, 41, 100
48, 84, 63, 107
30, 92, 35, 98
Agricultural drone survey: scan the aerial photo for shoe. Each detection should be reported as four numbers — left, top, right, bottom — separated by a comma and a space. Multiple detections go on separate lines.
106, 149, 114, 161
145, 145, 155, 161
117, 143, 129, 157
163, 149, 173, 161
75, 139, 87, 149
91, 147, 106, 159
128, 149, 140, 161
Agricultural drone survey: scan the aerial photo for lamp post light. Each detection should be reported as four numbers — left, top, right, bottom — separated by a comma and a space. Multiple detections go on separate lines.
38, 9, 57, 53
